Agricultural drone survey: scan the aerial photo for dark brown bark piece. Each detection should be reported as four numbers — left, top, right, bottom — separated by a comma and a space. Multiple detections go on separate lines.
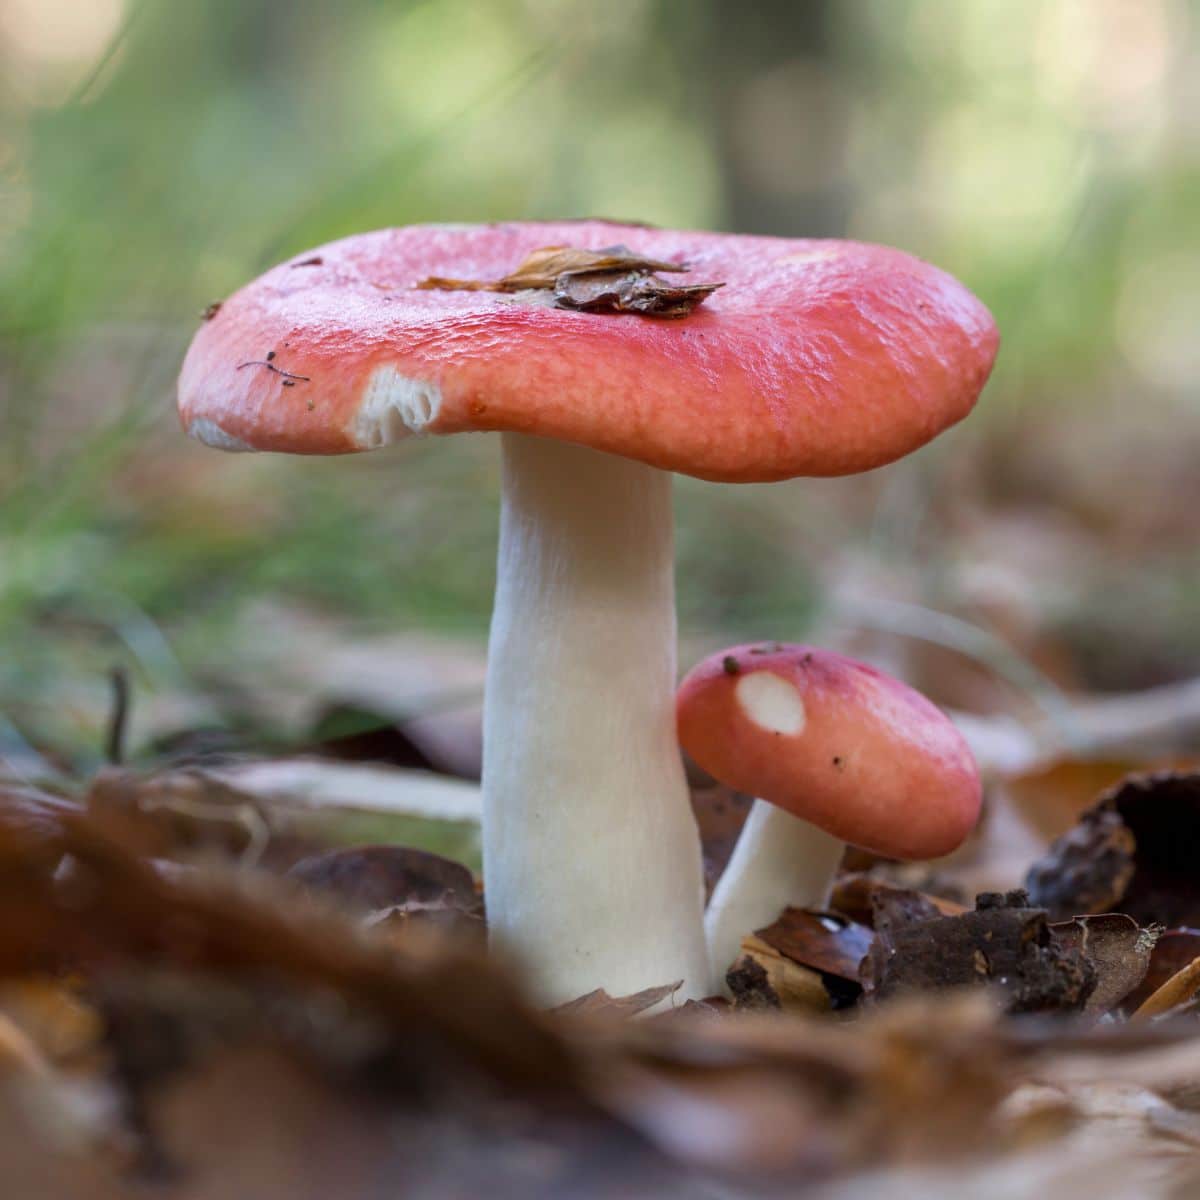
726, 955, 782, 1012
1025, 806, 1135, 919
1025, 769, 1200, 928
862, 890, 1095, 1015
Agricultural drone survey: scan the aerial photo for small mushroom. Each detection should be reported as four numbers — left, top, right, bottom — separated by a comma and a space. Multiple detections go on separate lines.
677, 644, 983, 992
177, 222, 997, 1004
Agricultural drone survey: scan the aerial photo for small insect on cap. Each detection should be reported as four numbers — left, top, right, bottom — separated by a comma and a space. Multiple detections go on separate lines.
676, 644, 983, 860
177, 221, 998, 482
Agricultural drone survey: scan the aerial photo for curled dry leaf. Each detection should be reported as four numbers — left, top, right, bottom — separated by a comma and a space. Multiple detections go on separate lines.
728, 936, 831, 1015
416, 243, 723, 318
1126, 928, 1200, 1011
754, 907, 874, 1006
1027, 769, 1200, 928
1130, 956, 1200, 1022
1025, 806, 1135, 920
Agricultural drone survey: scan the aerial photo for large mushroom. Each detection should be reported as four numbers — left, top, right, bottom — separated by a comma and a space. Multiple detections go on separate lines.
177, 221, 997, 1004
677, 643, 983, 989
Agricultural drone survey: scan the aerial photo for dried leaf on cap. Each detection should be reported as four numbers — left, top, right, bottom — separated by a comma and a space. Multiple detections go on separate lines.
416, 243, 723, 318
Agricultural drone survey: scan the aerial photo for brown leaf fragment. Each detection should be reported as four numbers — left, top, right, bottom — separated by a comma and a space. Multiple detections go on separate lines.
201, 300, 222, 321
863, 890, 1095, 1014
755, 907, 873, 1006
553, 270, 723, 318
416, 243, 723, 318
500, 244, 690, 289
1130, 955, 1200, 1021
729, 935, 831, 1014
1126, 927, 1200, 1011
1049, 914, 1157, 1015
553, 980, 681, 1019
1025, 805, 1135, 919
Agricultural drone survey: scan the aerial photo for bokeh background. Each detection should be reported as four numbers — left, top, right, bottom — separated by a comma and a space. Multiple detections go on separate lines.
2, 0, 1198, 774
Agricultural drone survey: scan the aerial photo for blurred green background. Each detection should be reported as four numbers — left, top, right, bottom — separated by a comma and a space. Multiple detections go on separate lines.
2, 0, 1198, 770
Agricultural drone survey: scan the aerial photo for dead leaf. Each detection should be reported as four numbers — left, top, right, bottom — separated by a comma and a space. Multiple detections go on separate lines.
754, 907, 873, 1005
728, 936, 831, 1015
1130, 956, 1200, 1021
1126, 927, 1200, 1012
553, 980, 682, 1019
1049, 914, 1156, 1015
553, 269, 723, 318
416, 244, 722, 318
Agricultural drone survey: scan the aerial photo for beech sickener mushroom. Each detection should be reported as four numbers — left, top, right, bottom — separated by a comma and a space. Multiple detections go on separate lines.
677, 643, 983, 991
177, 221, 997, 1004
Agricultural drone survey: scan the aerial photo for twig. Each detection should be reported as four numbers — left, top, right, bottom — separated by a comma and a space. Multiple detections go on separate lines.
106, 667, 131, 765
235, 359, 309, 382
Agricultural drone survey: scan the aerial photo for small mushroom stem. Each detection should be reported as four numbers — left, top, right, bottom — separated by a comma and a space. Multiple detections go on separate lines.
483, 433, 710, 1004
705, 800, 844, 993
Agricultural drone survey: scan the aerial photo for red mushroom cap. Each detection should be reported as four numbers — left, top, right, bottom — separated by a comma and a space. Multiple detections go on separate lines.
178, 221, 998, 483
676, 644, 981, 859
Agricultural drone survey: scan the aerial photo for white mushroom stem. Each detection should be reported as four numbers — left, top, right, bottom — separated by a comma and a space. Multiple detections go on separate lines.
705, 800, 844, 993
483, 433, 710, 1004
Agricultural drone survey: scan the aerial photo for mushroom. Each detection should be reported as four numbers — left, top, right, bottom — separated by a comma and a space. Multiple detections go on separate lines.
677, 643, 983, 991
177, 221, 997, 1004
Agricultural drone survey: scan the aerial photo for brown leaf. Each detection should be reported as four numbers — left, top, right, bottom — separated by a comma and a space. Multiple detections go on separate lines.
728, 936, 831, 1015
1130, 956, 1200, 1021
1125, 927, 1200, 1012
1049, 914, 1157, 1015
553, 270, 723, 318
416, 243, 723, 318
755, 907, 873, 1002
553, 980, 682, 1019
862, 890, 1095, 1014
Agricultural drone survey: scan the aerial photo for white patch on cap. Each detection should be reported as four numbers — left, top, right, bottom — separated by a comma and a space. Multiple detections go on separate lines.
188, 418, 254, 452
351, 366, 442, 449
736, 672, 806, 736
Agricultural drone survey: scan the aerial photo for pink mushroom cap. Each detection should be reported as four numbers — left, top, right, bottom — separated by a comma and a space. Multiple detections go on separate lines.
178, 220, 998, 482
676, 644, 982, 860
